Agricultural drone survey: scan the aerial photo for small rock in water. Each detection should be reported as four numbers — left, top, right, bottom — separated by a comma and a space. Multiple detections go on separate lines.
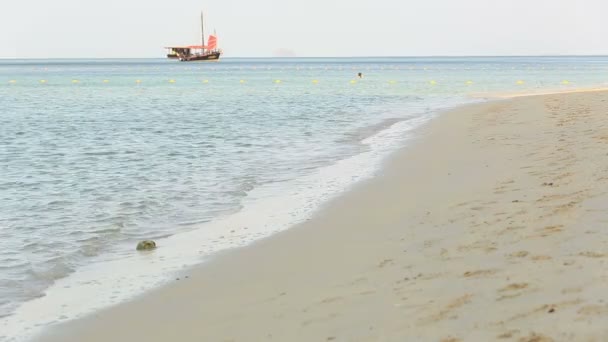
136, 240, 157, 251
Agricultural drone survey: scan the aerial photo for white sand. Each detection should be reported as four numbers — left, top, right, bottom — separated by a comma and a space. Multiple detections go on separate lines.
38, 91, 608, 342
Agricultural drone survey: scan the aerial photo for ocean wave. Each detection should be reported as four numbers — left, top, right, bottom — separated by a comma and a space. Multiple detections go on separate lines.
26, 260, 74, 283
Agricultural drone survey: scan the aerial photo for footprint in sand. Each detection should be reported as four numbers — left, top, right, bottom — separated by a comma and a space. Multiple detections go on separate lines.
579, 251, 605, 258
378, 259, 394, 268
577, 304, 608, 316
420, 294, 472, 324
531, 255, 552, 261
453, 201, 471, 208
463, 269, 497, 278
500, 226, 527, 236
500, 283, 529, 292
518, 332, 554, 342
440, 338, 462, 342
506, 300, 582, 323
533, 225, 564, 238
497, 283, 530, 301
497, 330, 520, 339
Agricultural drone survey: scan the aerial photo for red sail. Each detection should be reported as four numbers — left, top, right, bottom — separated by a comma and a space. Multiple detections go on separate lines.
206, 35, 217, 50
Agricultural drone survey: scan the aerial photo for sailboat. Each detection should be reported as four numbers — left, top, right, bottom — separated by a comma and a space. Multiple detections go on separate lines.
165, 12, 222, 62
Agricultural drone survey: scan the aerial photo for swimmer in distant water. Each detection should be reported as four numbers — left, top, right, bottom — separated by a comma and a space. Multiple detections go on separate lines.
357, 72, 363, 79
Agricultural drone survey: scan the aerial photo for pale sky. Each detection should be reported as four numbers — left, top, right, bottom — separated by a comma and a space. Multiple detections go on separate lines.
2, 0, 608, 58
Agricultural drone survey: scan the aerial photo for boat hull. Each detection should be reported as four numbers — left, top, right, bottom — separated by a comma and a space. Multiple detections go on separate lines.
179, 52, 221, 62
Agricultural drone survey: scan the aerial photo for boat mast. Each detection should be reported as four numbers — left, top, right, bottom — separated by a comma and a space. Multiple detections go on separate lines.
201, 11, 205, 53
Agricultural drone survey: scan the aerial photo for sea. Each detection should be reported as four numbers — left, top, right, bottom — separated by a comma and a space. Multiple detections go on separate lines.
1, 56, 608, 341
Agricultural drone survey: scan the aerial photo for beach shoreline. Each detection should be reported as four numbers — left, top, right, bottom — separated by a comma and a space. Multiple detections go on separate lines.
34, 90, 608, 341
1, 96, 464, 342
471, 86, 608, 99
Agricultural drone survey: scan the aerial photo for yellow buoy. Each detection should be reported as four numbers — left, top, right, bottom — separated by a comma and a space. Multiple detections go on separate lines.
72, 79, 79, 83
8, 80, 16, 84
102, 80, 109, 83
40, 80, 47, 84
350, 80, 357, 84
202, 79, 209, 83
312, 80, 319, 84
389, 80, 397, 84
466, 80, 473, 85
240, 80, 246, 84
429, 80, 437, 85
516, 80, 525, 85
135, 80, 142, 84
561, 80, 570, 85
274, 79, 282, 84
169, 79, 176, 83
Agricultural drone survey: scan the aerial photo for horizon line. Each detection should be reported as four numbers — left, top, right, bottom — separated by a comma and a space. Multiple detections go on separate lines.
3, 54, 608, 60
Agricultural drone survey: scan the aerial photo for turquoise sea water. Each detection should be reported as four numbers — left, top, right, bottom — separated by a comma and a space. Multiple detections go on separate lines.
2, 57, 608, 341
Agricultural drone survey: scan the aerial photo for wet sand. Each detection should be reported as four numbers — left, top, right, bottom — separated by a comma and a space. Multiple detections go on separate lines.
38, 91, 608, 341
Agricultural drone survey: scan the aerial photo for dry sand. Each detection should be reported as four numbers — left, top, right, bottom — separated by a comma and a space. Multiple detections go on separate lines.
38, 91, 608, 342
472, 86, 608, 100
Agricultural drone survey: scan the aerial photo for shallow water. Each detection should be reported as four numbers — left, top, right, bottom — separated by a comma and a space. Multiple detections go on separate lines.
1, 56, 608, 341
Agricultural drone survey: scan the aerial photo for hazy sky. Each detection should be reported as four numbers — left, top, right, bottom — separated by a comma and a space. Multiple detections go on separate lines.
2, 0, 608, 58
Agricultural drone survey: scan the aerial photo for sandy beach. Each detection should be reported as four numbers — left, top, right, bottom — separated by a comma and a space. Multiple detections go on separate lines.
37, 91, 608, 342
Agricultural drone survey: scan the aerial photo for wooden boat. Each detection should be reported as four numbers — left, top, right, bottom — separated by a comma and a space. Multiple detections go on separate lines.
165, 12, 222, 62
